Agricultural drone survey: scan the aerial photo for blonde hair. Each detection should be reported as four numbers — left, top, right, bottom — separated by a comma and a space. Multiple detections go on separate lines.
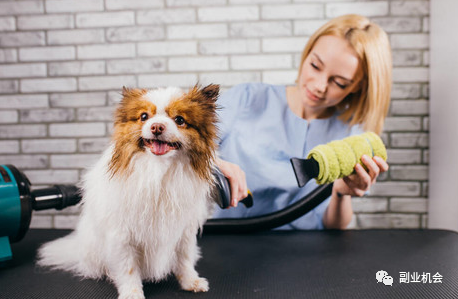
297, 14, 392, 135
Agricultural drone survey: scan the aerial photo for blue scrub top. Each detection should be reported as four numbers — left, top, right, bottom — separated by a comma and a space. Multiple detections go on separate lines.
212, 83, 363, 230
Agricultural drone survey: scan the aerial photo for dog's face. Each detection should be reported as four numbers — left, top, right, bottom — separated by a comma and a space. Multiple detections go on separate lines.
109, 84, 219, 180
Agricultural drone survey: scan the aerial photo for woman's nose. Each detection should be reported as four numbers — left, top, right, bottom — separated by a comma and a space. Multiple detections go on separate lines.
313, 74, 328, 95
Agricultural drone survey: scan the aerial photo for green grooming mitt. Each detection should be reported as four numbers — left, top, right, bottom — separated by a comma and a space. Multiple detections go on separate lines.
328, 140, 356, 177
342, 135, 373, 167
362, 132, 387, 161
307, 144, 340, 184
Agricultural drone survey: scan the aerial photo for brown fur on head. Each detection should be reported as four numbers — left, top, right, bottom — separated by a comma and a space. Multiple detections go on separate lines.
108, 84, 219, 181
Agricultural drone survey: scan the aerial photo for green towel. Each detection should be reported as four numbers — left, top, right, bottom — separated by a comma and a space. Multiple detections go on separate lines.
306, 132, 387, 184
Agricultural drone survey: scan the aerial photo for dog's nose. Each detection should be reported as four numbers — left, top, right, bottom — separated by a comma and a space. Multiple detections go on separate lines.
151, 123, 165, 136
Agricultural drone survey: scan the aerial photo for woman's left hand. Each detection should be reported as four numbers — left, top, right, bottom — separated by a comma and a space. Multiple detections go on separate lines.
333, 155, 389, 197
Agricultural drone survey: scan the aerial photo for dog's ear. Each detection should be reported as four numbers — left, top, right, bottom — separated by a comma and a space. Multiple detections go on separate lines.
122, 86, 130, 97
200, 84, 219, 102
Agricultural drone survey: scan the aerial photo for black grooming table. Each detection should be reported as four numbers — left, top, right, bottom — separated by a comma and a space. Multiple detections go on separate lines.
1, 229, 458, 299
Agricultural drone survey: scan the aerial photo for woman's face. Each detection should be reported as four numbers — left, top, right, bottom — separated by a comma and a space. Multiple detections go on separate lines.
298, 35, 362, 117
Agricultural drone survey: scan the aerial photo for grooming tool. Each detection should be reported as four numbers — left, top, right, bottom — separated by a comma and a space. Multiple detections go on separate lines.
290, 132, 387, 187
211, 167, 253, 209
0, 164, 81, 262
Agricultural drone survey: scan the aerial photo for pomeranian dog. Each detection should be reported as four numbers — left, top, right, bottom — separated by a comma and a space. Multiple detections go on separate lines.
37, 84, 220, 299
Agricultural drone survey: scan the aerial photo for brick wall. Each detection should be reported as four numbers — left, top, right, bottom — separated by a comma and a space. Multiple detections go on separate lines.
0, 0, 430, 229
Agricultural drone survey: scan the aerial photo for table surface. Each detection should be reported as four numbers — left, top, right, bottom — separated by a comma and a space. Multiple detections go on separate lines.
1, 229, 458, 299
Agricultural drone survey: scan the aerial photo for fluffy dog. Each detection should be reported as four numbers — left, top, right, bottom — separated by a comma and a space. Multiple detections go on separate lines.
37, 84, 219, 299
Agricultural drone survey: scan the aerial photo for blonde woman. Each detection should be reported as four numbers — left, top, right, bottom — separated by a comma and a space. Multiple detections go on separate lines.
213, 14, 392, 230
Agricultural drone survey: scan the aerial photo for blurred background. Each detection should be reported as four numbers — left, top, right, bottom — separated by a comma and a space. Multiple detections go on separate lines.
0, 0, 434, 230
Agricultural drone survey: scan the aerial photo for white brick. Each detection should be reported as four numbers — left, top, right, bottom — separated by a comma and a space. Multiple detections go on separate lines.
263, 70, 297, 85
50, 92, 106, 108
373, 17, 421, 33
0, 111, 18, 123
17, 15, 73, 30
386, 149, 422, 164
106, 0, 164, 10
371, 182, 421, 196
24, 169, 79, 184
138, 41, 197, 57
30, 215, 53, 229
423, 50, 429, 66
352, 197, 388, 213
392, 50, 422, 66
423, 16, 429, 32
390, 1, 429, 16
0, 63, 47, 79
78, 44, 135, 59
138, 73, 198, 89
391, 33, 429, 49
0, 155, 47, 168
199, 39, 260, 55
46, 0, 104, 13
107, 26, 164, 42
79, 138, 110, 153
0, 80, 18, 93
169, 57, 228, 71
383, 117, 421, 131
0, 140, 19, 153
0, 94, 48, 109
137, 8, 195, 25
49, 61, 105, 76
20, 108, 75, 123
51, 154, 100, 168
0, 17, 15, 31
326, 1, 389, 18
294, 19, 327, 36
0, 124, 46, 138
391, 133, 428, 148
262, 4, 323, 20
107, 58, 165, 74
231, 0, 289, 3
198, 6, 259, 22
22, 139, 77, 153
393, 67, 429, 83
391, 83, 421, 99
19, 46, 75, 62
0, 31, 45, 47
390, 165, 428, 181
77, 107, 115, 121
231, 55, 291, 70
0, 49, 17, 63
76, 12, 134, 28
50, 123, 106, 137
168, 24, 227, 39
54, 215, 79, 229
231, 21, 291, 37
21, 78, 77, 93
391, 99, 428, 115
262, 37, 307, 53
48, 29, 104, 45
200, 72, 261, 87
0, 1, 44, 16
357, 214, 420, 229
167, 0, 226, 6
79, 75, 136, 91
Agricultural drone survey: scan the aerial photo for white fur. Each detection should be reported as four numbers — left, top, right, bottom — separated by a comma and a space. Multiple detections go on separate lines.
37, 87, 214, 299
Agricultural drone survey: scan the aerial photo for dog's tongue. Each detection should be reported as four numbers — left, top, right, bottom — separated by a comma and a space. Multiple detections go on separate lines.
151, 140, 171, 155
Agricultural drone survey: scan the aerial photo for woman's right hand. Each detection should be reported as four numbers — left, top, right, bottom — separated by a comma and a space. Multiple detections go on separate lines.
215, 158, 248, 208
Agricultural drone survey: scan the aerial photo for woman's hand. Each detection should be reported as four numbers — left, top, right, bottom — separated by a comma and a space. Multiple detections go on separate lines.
333, 155, 389, 197
215, 158, 248, 208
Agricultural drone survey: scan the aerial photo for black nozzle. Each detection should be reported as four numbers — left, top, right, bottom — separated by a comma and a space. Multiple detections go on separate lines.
32, 185, 82, 211
212, 167, 253, 209
290, 157, 320, 187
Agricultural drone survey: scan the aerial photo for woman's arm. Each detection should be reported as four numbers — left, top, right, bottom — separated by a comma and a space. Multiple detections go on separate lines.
322, 155, 389, 229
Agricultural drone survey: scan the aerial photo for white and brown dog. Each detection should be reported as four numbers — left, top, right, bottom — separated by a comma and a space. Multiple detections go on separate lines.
37, 84, 220, 299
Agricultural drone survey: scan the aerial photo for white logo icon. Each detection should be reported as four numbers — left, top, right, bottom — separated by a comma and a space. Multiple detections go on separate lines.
376, 270, 393, 286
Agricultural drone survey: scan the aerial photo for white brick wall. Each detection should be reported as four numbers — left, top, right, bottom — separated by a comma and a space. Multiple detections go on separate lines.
0, 0, 430, 229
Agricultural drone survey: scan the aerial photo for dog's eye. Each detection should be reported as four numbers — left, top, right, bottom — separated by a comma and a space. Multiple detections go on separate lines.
140, 113, 148, 121
174, 116, 185, 126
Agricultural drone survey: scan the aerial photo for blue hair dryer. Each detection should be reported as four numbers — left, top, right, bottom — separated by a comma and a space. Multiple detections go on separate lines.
0, 165, 81, 262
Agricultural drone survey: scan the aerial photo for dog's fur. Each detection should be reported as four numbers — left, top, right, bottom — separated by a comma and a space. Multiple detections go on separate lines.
37, 84, 219, 299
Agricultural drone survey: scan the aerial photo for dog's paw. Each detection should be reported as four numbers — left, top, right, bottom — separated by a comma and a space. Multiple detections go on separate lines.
118, 289, 145, 299
180, 276, 209, 293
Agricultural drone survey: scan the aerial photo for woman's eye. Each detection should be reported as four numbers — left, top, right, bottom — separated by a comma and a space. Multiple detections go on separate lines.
140, 113, 148, 121
334, 81, 347, 89
174, 116, 185, 126
311, 62, 319, 70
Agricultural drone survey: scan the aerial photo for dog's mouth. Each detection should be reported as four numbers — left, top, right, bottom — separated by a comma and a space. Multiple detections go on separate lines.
142, 138, 182, 156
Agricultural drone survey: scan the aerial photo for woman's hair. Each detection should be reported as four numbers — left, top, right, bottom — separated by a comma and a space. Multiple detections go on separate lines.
297, 14, 392, 135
